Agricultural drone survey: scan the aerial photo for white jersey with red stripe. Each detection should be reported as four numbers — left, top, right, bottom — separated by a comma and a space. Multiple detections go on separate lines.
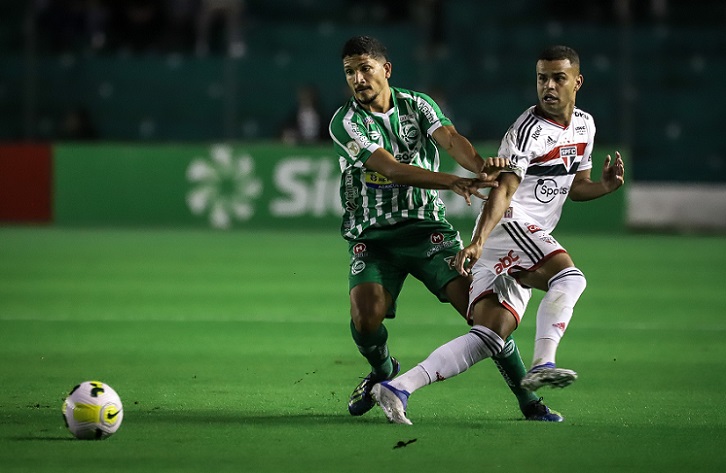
499, 105, 595, 233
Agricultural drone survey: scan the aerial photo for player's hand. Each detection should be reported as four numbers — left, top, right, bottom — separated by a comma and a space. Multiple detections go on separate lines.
450, 177, 498, 206
479, 157, 510, 181
454, 242, 483, 276
601, 151, 625, 193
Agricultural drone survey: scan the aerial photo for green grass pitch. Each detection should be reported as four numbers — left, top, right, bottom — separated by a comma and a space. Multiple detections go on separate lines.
1, 227, 725, 472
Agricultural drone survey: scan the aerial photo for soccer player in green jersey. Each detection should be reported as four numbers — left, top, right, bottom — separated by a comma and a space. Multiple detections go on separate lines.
329, 35, 562, 421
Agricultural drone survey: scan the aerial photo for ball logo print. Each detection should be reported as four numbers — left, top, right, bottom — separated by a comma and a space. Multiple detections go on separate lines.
186, 145, 263, 229
62, 381, 123, 440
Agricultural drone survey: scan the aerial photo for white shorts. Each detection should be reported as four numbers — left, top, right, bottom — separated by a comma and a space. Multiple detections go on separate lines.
467, 219, 566, 324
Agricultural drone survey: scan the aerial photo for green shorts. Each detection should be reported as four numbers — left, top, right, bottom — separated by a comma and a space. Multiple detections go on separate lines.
347, 219, 464, 317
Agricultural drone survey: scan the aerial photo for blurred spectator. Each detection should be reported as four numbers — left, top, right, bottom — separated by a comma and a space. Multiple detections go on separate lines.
195, 0, 247, 58
281, 85, 326, 145
59, 107, 99, 140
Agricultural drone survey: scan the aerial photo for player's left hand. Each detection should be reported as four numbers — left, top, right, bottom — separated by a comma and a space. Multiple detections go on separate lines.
601, 151, 625, 192
454, 242, 483, 276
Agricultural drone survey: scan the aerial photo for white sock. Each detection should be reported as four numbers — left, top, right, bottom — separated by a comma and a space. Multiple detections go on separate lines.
390, 325, 504, 394
532, 267, 587, 367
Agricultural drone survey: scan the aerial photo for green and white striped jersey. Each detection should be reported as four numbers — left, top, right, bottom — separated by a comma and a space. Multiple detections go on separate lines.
329, 86, 453, 240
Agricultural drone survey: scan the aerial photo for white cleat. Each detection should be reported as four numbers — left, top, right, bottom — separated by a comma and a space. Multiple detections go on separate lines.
371, 381, 413, 425
521, 363, 578, 391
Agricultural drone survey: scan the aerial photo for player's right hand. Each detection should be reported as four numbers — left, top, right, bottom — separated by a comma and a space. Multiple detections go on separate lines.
450, 177, 498, 206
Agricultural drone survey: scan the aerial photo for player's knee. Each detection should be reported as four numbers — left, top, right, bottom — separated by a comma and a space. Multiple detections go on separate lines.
548, 267, 587, 299
350, 302, 387, 334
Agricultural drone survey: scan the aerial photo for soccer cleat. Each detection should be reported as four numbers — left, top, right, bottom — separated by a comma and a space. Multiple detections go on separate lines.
348, 357, 400, 416
371, 381, 412, 425
522, 397, 564, 422
521, 362, 578, 391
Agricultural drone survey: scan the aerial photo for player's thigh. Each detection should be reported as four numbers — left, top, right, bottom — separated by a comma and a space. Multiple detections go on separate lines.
515, 251, 576, 290
442, 275, 472, 319
348, 240, 406, 328
469, 293, 518, 340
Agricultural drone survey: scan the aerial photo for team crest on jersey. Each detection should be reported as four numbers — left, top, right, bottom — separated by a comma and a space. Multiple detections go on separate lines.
560, 145, 577, 170
353, 243, 367, 255
401, 123, 420, 144
527, 224, 543, 233
351, 260, 366, 275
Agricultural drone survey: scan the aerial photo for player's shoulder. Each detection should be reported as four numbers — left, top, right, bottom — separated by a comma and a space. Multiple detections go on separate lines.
330, 98, 363, 127
572, 106, 594, 124
506, 106, 550, 153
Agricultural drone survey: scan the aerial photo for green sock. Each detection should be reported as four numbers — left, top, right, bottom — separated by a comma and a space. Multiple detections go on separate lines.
350, 320, 393, 377
491, 335, 539, 410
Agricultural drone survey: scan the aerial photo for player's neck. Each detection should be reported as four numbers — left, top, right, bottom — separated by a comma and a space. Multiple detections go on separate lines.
534, 104, 574, 128
362, 88, 392, 114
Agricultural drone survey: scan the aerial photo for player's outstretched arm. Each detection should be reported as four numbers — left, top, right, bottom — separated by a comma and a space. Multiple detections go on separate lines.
432, 125, 484, 175
364, 148, 498, 205
455, 172, 520, 276
569, 151, 625, 201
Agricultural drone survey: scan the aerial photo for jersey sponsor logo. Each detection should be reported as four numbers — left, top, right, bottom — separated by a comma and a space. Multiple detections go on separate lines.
527, 224, 543, 233
363, 116, 374, 126
504, 207, 513, 219
531, 124, 542, 141
430, 232, 445, 244
364, 171, 404, 189
346, 140, 361, 157
395, 150, 417, 164
427, 238, 458, 257
353, 243, 366, 255
574, 110, 589, 119
575, 125, 587, 135
535, 178, 569, 203
351, 260, 366, 275
552, 322, 567, 332
495, 250, 520, 275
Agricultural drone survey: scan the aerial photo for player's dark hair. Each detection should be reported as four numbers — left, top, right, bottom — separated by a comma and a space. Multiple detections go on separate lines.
341, 36, 389, 61
538, 45, 580, 68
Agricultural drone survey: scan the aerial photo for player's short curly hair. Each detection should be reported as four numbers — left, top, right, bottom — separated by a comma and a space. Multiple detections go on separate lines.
538, 45, 580, 68
341, 36, 389, 61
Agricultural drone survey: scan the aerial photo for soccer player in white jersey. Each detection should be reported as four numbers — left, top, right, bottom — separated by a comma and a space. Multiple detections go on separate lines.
372, 45, 625, 424
330, 36, 564, 423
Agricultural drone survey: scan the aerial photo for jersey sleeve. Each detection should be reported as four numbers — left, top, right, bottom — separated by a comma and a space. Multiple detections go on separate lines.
498, 123, 533, 181
576, 114, 596, 172
329, 105, 381, 168
412, 91, 453, 136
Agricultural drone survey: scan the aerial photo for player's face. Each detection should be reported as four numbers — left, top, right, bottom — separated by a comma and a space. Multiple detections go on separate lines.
343, 54, 391, 111
536, 59, 583, 122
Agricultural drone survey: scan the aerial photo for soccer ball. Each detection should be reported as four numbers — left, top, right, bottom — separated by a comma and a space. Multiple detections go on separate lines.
62, 381, 124, 440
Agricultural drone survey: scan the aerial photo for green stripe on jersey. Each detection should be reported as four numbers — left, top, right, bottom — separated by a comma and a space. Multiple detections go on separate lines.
329, 87, 454, 240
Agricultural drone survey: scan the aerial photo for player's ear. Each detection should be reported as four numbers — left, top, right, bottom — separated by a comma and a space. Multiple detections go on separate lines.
575, 74, 584, 91
384, 61, 392, 79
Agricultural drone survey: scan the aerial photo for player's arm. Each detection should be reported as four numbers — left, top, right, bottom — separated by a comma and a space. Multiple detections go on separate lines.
431, 125, 485, 174
569, 151, 625, 201
454, 172, 521, 275
365, 147, 497, 206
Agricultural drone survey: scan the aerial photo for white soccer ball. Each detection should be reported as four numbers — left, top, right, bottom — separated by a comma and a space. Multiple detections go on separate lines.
62, 381, 124, 440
